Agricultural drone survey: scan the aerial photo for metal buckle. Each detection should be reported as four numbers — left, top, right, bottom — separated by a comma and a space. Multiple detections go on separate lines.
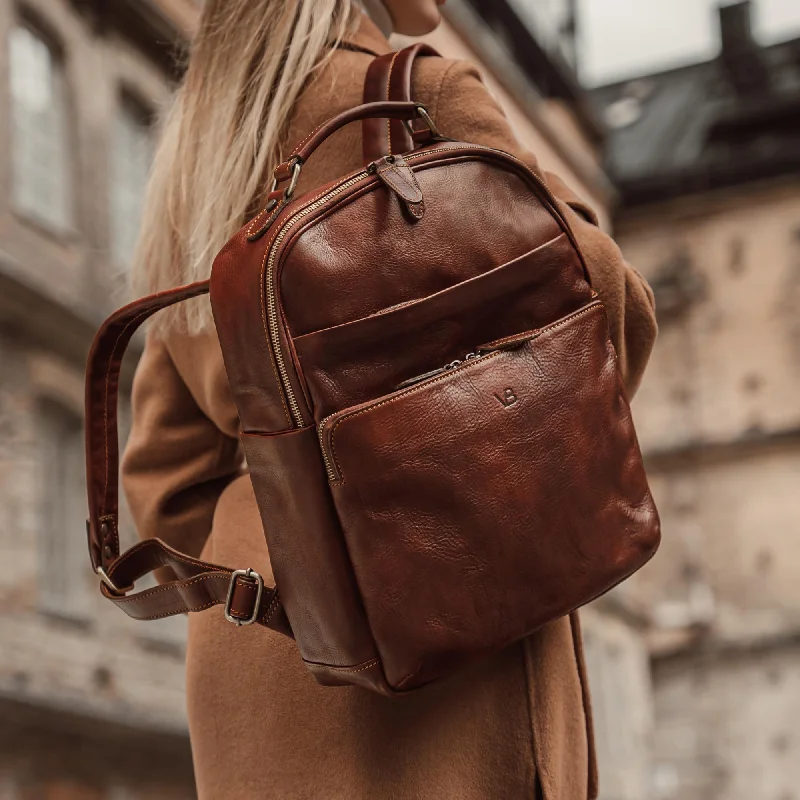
96, 566, 121, 594
268, 157, 303, 203
224, 568, 264, 627
404, 104, 443, 141
415, 104, 442, 138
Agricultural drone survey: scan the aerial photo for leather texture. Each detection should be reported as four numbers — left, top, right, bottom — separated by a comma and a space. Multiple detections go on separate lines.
362, 44, 440, 163
85, 58, 660, 696
318, 302, 657, 689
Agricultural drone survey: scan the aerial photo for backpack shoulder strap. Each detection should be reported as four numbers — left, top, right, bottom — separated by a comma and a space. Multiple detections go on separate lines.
84, 282, 292, 635
362, 43, 440, 164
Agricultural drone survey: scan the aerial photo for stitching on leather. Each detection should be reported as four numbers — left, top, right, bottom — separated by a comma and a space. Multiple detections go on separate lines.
260, 589, 281, 624
532, 301, 602, 337
481, 301, 601, 352
307, 657, 380, 674
112, 573, 223, 603
113, 538, 221, 576
385, 51, 400, 156
136, 601, 216, 621
378, 162, 423, 202
102, 308, 152, 514
293, 114, 333, 157
227, 579, 258, 618
484, 330, 537, 349
247, 207, 267, 237
247, 204, 274, 238
328, 302, 604, 483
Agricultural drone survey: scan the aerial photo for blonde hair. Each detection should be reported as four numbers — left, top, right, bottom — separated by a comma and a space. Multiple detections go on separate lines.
133, 0, 361, 334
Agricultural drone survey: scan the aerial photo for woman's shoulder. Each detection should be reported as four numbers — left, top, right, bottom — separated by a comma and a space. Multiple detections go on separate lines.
410, 55, 529, 161
411, 55, 487, 113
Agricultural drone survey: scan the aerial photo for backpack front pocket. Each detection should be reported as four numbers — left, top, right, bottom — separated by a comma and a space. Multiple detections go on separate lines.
318, 301, 659, 691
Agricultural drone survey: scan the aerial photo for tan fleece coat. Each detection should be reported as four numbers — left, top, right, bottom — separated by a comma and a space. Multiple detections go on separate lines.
122, 16, 657, 800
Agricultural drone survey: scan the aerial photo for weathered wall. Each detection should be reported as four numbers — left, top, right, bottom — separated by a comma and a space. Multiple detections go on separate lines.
0, 2, 651, 798
615, 178, 800, 800
0, 0, 196, 797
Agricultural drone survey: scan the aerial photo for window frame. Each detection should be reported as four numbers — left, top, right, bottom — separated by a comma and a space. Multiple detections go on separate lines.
7, 9, 77, 238
109, 86, 155, 272
36, 394, 92, 624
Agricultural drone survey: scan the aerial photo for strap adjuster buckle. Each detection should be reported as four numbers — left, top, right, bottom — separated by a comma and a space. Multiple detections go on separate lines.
96, 565, 124, 594
224, 568, 264, 627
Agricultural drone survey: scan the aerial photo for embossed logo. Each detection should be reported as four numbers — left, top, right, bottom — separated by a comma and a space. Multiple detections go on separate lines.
495, 388, 518, 408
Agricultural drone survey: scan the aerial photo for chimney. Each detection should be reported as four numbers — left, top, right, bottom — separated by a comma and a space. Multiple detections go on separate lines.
719, 1, 771, 96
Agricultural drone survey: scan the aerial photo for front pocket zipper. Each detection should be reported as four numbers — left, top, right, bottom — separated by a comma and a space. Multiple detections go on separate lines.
396, 352, 482, 389
315, 300, 603, 484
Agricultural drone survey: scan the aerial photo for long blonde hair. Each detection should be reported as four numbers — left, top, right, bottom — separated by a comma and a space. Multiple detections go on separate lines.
133, 0, 361, 334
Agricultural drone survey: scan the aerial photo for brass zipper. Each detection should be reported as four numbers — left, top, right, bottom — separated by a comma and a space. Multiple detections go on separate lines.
395, 352, 481, 390
261, 144, 569, 430
263, 172, 368, 428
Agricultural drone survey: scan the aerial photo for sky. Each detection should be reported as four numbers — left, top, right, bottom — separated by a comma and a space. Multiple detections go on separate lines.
578, 0, 800, 86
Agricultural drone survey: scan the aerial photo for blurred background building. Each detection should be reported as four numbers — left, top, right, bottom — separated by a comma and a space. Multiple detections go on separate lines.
0, 2, 198, 797
0, 0, 797, 798
591, 3, 800, 799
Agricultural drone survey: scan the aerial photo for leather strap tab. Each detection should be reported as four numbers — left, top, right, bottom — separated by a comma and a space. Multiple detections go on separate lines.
374, 155, 425, 220
85, 281, 292, 637
363, 44, 440, 164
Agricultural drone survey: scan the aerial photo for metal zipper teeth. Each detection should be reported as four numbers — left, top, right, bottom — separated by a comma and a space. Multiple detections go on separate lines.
265, 143, 562, 430
263, 149, 456, 429
264, 172, 368, 428
317, 350, 497, 483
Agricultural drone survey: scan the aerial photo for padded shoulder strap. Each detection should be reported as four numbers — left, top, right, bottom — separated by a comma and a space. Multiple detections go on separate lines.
84, 281, 292, 635
362, 43, 440, 164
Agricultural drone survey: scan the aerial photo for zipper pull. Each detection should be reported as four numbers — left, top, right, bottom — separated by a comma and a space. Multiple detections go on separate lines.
369, 155, 425, 221
396, 352, 480, 390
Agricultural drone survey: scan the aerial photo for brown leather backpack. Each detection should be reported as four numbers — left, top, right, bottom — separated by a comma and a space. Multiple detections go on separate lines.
85, 47, 660, 695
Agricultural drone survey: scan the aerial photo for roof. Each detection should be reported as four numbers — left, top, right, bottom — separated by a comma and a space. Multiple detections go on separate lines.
591, 35, 800, 206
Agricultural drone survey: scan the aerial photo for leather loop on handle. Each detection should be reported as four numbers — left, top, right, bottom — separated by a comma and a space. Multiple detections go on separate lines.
84, 281, 292, 636
363, 45, 441, 164
274, 101, 432, 179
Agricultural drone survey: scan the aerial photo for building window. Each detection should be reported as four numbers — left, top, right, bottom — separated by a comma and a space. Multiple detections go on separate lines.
9, 23, 71, 231
110, 94, 154, 270
38, 399, 90, 619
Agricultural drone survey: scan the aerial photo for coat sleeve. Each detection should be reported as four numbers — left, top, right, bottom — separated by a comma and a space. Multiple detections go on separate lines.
121, 334, 243, 560
424, 59, 657, 396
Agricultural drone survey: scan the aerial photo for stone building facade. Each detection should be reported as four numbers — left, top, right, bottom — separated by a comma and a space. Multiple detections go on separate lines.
0, 1, 198, 797
593, 3, 800, 798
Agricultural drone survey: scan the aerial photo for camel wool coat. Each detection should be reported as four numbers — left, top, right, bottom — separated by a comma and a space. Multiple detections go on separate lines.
122, 15, 657, 800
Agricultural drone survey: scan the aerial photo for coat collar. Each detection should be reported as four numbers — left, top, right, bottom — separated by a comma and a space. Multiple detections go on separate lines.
340, 12, 394, 57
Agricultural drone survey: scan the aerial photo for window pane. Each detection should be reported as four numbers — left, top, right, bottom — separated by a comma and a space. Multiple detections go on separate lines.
9, 25, 71, 231
110, 97, 154, 270
38, 400, 90, 618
